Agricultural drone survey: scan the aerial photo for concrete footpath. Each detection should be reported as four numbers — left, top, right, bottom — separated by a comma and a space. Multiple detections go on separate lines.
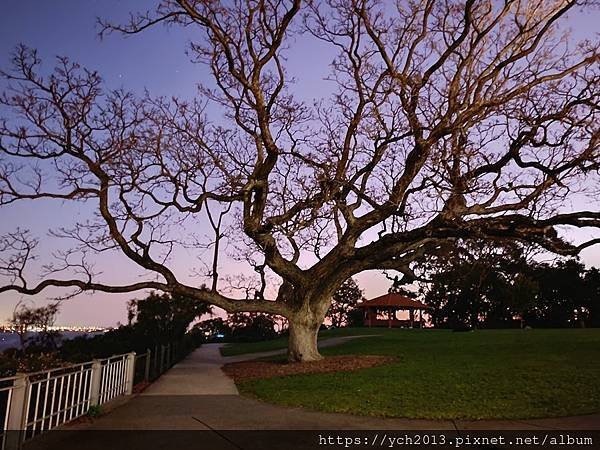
24, 338, 600, 449
140, 344, 239, 396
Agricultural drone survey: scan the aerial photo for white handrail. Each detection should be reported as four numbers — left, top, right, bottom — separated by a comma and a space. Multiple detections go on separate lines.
0, 341, 183, 448
0, 351, 136, 448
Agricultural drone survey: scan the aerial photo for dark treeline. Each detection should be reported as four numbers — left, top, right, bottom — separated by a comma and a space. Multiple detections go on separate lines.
59, 292, 210, 362
419, 241, 600, 329
196, 313, 281, 343
0, 293, 209, 375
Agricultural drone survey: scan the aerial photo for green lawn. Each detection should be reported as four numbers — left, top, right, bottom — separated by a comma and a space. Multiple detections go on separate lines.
234, 328, 600, 420
220, 327, 380, 356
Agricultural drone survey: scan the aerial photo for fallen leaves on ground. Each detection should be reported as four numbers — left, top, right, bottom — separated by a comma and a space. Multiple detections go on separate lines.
223, 355, 396, 381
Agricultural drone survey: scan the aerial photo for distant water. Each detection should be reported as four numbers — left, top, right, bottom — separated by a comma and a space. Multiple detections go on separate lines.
0, 331, 102, 352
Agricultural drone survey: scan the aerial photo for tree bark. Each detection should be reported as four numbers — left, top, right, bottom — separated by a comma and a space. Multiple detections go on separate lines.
287, 318, 323, 362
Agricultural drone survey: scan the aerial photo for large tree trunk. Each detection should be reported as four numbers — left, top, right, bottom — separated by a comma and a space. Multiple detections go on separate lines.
287, 318, 323, 363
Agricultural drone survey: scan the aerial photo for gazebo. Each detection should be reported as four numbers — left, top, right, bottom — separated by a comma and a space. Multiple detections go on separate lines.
358, 293, 431, 328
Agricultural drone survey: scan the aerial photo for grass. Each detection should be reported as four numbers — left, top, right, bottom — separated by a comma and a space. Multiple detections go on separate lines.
234, 328, 600, 420
220, 327, 380, 356
86, 404, 103, 418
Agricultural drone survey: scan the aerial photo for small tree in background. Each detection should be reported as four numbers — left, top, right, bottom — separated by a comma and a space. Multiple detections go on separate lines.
345, 307, 366, 328
326, 278, 365, 328
9, 301, 60, 350
585, 268, 600, 328
503, 274, 540, 328
127, 292, 212, 344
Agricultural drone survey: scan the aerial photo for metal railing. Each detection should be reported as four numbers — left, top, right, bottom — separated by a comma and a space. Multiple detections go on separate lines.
24, 362, 95, 438
132, 341, 183, 386
0, 352, 135, 449
0, 340, 192, 449
0, 376, 20, 450
98, 354, 132, 405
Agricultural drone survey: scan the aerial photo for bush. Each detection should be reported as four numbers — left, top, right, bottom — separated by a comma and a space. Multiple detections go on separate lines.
346, 307, 364, 327
228, 313, 278, 342
87, 405, 103, 417
0, 350, 65, 377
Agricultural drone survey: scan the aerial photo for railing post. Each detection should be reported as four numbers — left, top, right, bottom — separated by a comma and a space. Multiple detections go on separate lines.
6, 373, 28, 430
160, 345, 165, 374
89, 359, 102, 406
144, 348, 151, 382
3, 373, 29, 450
125, 352, 136, 395
5, 373, 29, 450
154, 344, 159, 377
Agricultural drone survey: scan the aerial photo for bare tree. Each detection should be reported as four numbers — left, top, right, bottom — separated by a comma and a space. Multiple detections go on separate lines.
1, 1, 599, 361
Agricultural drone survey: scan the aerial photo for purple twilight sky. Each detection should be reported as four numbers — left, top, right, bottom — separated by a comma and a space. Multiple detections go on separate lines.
0, 1, 599, 327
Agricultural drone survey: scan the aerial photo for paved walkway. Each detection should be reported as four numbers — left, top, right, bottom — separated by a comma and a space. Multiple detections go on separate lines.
141, 344, 239, 396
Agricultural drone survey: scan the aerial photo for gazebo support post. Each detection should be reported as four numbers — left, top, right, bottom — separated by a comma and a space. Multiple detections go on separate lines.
409, 308, 415, 328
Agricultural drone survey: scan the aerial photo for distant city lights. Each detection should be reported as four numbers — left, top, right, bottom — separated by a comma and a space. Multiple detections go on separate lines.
0, 325, 109, 333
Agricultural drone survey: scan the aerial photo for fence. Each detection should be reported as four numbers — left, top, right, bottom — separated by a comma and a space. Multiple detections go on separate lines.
133, 341, 183, 386
0, 341, 187, 449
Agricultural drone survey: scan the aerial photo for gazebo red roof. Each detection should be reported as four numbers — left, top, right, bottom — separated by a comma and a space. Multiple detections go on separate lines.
357, 293, 431, 309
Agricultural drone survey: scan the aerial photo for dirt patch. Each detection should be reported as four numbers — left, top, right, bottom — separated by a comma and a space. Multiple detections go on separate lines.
132, 381, 151, 394
223, 355, 396, 381
64, 414, 95, 426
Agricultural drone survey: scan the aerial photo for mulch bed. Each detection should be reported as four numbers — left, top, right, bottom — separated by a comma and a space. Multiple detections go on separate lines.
222, 355, 397, 381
